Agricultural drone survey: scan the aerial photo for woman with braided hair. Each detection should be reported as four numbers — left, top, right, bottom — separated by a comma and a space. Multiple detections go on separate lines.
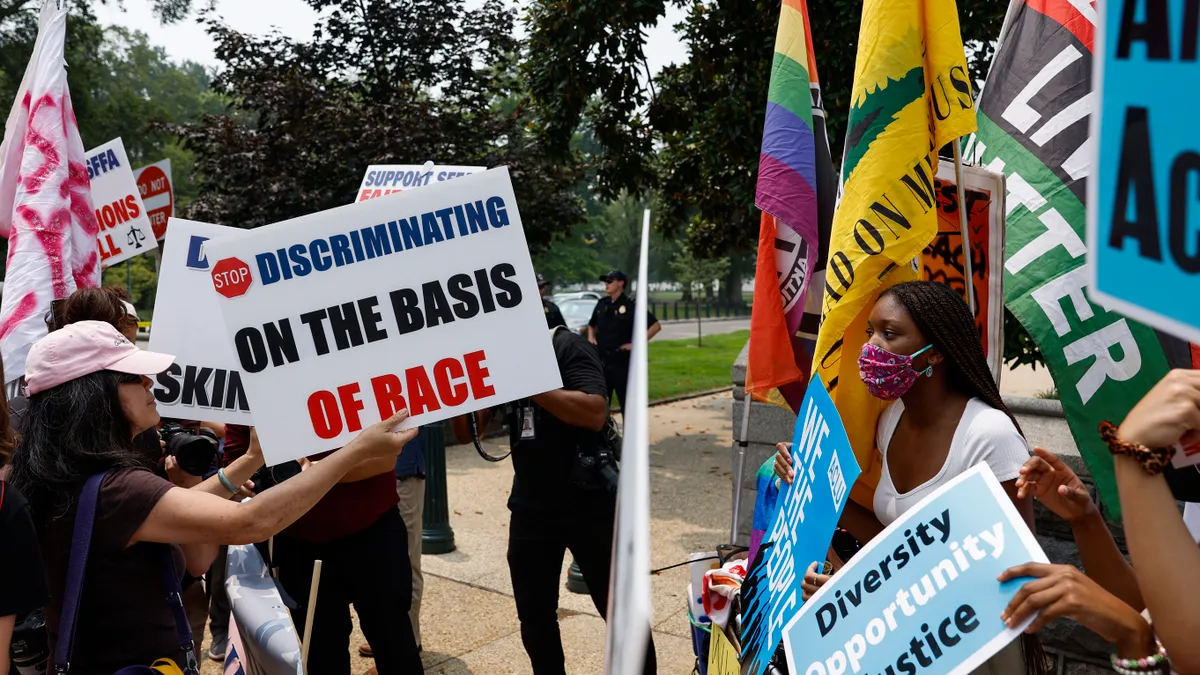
774, 280, 1041, 674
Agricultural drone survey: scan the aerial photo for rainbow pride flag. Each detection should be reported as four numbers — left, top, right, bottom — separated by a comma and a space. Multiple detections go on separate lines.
746, 0, 834, 412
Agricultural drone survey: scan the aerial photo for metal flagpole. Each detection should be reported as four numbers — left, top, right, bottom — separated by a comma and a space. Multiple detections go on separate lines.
730, 388, 752, 544
952, 143, 975, 315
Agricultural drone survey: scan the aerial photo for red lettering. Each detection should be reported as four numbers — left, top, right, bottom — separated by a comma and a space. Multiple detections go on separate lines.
371, 373, 407, 418
337, 383, 364, 432
405, 365, 441, 415
463, 350, 496, 399
101, 205, 116, 229
124, 194, 141, 218
113, 198, 129, 224
433, 358, 469, 406
308, 390, 342, 439
359, 189, 372, 201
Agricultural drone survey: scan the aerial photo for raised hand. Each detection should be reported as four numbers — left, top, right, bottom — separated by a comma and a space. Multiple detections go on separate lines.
1015, 447, 1097, 524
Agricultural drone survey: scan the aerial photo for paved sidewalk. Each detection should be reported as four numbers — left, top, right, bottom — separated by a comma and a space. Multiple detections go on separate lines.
200, 392, 735, 674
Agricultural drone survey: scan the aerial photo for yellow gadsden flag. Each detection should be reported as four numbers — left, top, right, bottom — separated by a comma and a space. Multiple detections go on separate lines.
813, 0, 976, 508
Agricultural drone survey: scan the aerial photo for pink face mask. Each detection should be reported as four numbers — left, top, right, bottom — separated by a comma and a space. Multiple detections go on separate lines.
858, 343, 933, 401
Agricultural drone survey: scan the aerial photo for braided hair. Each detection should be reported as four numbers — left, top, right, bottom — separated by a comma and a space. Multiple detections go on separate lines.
880, 281, 1021, 434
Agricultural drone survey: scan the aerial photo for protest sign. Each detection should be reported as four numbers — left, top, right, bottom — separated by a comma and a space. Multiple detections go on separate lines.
708, 625, 740, 675
782, 464, 1048, 675
202, 167, 561, 464
1087, 1, 1200, 343
923, 161, 1006, 382
87, 138, 157, 267
134, 159, 173, 240
149, 219, 251, 424
603, 210, 653, 675
741, 374, 861, 675
224, 544, 303, 674
356, 162, 485, 202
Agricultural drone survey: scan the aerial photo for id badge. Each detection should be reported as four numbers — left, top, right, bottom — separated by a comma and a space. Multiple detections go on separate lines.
520, 406, 536, 440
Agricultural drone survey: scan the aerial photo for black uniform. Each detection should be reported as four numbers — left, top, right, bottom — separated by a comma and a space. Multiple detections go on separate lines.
587, 295, 657, 412
542, 298, 567, 330
505, 329, 656, 675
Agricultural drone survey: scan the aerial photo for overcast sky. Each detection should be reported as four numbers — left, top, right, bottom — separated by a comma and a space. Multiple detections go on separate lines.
92, 0, 689, 75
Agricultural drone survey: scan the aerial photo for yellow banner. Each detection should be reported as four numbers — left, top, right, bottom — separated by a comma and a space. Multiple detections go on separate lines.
708, 624, 740, 675
812, 0, 977, 508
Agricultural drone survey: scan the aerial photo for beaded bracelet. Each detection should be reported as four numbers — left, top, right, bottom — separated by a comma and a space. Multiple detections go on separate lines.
1111, 642, 1169, 674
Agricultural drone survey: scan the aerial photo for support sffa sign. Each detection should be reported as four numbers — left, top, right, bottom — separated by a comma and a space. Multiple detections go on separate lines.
1088, 0, 1200, 343
202, 168, 562, 464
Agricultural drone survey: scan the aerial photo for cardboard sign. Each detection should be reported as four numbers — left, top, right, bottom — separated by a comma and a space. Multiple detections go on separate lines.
149, 219, 251, 425
742, 374, 861, 675
134, 159, 173, 240
708, 625, 740, 675
1088, 1, 1200, 343
356, 162, 486, 202
86, 138, 157, 267
782, 464, 1048, 675
203, 168, 561, 464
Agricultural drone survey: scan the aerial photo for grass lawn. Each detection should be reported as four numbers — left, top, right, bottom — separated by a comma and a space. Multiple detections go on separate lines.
647, 330, 748, 402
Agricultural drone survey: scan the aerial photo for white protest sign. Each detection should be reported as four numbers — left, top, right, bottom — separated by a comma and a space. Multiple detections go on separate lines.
149, 219, 251, 425
603, 209, 652, 675
134, 158, 173, 240
356, 162, 486, 202
203, 167, 562, 465
86, 138, 157, 267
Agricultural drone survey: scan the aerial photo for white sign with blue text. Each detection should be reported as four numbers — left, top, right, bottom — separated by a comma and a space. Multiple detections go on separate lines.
1087, 0, 1200, 343
149, 219, 252, 425
86, 138, 157, 267
356, 162, 486, 202
783, 464, 1048, 675
742, 374, 861, 675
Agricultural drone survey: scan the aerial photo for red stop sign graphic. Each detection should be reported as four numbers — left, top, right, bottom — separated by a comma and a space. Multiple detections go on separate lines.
212, 257, 253, 299
135, 165, 173, 240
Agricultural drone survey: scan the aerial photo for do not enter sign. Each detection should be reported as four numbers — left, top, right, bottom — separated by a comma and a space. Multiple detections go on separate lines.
212, 257, 253, 298
134, 159, 173, 240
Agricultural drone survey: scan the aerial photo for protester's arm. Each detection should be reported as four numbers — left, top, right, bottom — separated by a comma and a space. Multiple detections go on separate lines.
587, 325, 598, 345
133, 410, 416, 546
189, 434, 264, 499
1001, 479, 1035, 530
164, 457, 221, 573
1114, 369, 1200, 672
647, 321, 661, 341
200, 421, 226, 439
339, 456, 397, 483
531, 389, 607, 431
0, 615, 12, 675
775, 442, 884, 543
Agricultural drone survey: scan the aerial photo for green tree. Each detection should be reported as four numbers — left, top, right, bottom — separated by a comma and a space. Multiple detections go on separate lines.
173, 0, 584, 250
669, 246, 730, 303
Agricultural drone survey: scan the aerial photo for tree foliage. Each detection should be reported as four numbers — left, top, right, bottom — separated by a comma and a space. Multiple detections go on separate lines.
173, 0, 583, 250
669, 245, 730, 301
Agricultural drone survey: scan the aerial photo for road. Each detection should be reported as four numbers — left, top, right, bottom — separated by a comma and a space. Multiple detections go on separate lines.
656, 317, 748, 341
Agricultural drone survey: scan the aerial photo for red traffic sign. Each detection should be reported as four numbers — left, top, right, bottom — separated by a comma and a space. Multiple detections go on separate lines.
212, 257, 253, 299
135, 162, 173, 240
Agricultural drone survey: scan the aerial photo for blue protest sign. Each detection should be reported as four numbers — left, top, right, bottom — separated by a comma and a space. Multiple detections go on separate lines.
741, 375, 861, 675
782, 464, 1048, 675
1088, 0, 1200, 343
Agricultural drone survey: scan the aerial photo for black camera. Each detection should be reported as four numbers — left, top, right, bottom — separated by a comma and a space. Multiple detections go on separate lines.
160, 422, 219, 476
250, 460, 303, 493
572, 417, 621, 493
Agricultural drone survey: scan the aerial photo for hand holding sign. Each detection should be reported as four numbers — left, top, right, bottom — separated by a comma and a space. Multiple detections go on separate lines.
345, 407, 420, 461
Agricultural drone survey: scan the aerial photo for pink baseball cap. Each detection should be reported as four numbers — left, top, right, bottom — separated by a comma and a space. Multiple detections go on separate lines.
25, 320, 175, 395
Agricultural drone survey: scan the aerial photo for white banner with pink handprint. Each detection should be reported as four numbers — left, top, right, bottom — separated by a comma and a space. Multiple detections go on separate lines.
0, 0, 101, 387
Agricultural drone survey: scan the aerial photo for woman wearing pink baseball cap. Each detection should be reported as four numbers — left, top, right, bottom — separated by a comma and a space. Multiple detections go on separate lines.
7, 321, 417, 675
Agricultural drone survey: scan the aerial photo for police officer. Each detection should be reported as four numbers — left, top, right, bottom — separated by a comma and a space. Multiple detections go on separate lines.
587, 271, 660, 412
539, 274, 566, 329
450, 325, 657, 675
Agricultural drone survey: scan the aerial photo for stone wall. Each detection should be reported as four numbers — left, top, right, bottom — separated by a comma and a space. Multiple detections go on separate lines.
731, 345, 1123, 674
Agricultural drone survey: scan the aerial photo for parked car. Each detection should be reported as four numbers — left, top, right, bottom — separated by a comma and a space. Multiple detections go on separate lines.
558, 297, 599, 335
553, 291, 603, 304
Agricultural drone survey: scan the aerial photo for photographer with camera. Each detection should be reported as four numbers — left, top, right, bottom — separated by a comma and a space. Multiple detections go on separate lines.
451, 326, 657, 675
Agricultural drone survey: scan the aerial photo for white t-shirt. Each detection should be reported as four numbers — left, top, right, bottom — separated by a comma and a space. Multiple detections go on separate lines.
873, 397, 1031, 526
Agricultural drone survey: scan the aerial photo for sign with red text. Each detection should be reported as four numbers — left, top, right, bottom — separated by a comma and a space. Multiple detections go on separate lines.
134, 159, 173, 240
149, 219, 252, 425
356, 162, 485, 202
203, 167, 562, 464
87, 138, 157, 267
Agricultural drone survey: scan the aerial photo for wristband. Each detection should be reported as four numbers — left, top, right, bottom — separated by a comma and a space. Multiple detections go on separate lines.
1099, 421, 1175, 475
217, 468, 239, 495
1111, 641, 1169, 673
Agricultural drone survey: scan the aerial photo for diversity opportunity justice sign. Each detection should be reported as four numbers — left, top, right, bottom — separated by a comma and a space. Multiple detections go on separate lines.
741, 375, 861, 675
86, 138, 157, 267
783, 464, 1048, 675
1088, 1, 1200, 343
149, 219, 251, 425
203, 167, 562, 464
356, 162, 485, 202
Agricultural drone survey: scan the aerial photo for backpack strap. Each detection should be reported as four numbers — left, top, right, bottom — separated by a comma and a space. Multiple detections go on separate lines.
55, 471, 108, 674
160, 547, 199, 675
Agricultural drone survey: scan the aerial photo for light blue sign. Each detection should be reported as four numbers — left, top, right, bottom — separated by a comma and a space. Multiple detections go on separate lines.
1089, 0, 1200, 343
742, 375, 861, 675
782, 464, 1048, 675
